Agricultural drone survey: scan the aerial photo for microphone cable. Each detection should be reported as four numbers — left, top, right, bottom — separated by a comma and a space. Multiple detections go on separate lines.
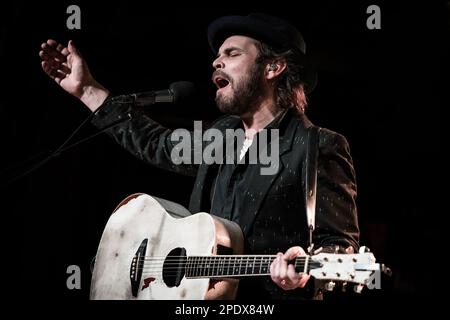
1, 108, 131, 188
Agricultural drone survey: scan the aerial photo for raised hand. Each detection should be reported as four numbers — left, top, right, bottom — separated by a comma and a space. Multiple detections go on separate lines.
39, 39, 109, 111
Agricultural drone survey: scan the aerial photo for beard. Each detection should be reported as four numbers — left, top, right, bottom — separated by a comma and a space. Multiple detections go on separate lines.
215, 62, 265, 116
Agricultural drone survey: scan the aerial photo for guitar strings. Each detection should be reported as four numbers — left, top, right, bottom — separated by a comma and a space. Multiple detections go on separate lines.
136, 263, 314, 271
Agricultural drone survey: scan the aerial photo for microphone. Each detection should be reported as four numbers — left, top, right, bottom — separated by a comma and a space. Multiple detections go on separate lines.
131, 81, 195, 107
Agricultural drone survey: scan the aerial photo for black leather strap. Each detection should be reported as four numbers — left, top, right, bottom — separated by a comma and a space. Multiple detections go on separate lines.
305, 126, 321, 253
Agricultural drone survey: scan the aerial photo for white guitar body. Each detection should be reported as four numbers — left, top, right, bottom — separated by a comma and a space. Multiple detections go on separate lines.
90, 194, 243, 300
91, 194, 383, 300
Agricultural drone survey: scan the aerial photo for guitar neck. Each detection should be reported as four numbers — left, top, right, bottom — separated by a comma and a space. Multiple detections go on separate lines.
185, 255, 319, 279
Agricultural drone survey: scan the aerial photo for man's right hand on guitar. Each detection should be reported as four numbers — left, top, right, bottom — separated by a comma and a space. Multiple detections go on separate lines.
39, 39, 109, 112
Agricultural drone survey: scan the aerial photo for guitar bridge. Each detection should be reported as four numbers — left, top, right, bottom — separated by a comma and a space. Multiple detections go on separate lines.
130, 239, 148, 297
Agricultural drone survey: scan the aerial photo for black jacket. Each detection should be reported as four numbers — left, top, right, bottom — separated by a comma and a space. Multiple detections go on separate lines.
92, 95, 360, 299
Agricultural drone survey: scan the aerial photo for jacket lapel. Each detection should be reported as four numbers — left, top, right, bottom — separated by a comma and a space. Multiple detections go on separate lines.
238, 110, 302, 236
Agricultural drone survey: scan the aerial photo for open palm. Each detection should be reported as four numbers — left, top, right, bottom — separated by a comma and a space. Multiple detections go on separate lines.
39, 39, 93, 99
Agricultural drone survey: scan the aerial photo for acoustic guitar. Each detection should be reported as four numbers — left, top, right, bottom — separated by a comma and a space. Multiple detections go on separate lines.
90, 193, 381, 299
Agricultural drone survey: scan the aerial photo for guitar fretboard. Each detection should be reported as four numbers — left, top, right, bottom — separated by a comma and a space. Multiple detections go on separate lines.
185, 255, 315, 278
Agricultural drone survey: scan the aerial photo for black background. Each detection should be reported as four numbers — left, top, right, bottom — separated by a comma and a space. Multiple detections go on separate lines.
1, 0, 447, 306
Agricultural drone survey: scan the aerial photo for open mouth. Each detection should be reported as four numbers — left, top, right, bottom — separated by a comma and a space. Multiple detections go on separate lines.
213, 76, 230, 90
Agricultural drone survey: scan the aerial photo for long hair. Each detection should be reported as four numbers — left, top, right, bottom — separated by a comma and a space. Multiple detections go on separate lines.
255, 41, 308, 114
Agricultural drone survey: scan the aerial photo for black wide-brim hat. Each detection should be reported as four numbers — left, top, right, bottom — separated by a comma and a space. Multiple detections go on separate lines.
207, 13, 317, 93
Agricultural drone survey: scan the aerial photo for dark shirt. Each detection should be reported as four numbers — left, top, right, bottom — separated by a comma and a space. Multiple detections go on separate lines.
210, 110, 288, 225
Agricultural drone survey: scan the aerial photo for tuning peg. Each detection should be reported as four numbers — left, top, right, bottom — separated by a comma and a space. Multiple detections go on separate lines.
381, 264, 393, 277
359, 246, 370, 253
354, 284, 364, 294
325, 281, 336, 291
341, 282, 347, 292
313, 247, 323, 255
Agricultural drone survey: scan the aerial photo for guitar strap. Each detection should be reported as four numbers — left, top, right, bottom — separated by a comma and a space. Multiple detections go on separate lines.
305, 126, 321, 255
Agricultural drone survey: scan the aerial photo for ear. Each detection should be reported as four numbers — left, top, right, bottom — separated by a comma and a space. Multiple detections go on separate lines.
266, 60, 287, 80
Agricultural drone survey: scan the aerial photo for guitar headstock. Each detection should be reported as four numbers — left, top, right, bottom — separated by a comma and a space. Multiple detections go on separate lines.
308, 246, 381, 292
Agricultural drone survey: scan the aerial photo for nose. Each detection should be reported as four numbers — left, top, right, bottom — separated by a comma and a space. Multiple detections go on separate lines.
212, 56, 224, 69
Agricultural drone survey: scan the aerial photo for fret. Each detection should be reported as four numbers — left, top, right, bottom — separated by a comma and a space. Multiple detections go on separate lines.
234, 256, 239, 275
216, 256, 220, 277
251, 257, 255, 274
209, 257, 217, 276
239, 257, 243, 275
202, 257, 206, 277
187, 257, 191, 277
186, 257, 189, 277
190, 257, 193, 277
194, 257, 199, 277
203, 257, 206, 276
222, 257, 227, 276
245, 257, 249, 274
261, 257, 269, 274
225, 257, 231, 276
259, 257, 263, 274
195, 257, 201, 277
207, 257, 211, 277
197, 257, 201, 277
221, 257, 225, 276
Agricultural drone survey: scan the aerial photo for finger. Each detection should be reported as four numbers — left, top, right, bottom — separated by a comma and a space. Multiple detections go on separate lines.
46, 39, 70, 56
279, 255, 288, 279
345, 246, 355, 254
298, 273, 311, 288
56, 63, 71, 74
286, 264, 300, 282
43, 62, 67, 83
39, 50, 71, 74
68, 40, 81, 57
61, 46, 70, 56
41, 61, 55, 79
41, 43, 66, 63
42, 61, 65, 84
42, 40, 67, 62
39, 49, 61, 69
56, 43, 70, 57
39, 49, 53, 63
51, 68, 67, 81
283, 246, 306, 262
269, 256, 275, 276
270, 254, 282, 281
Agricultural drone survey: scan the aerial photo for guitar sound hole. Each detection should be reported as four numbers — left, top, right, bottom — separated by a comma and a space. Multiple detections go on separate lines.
162, 247, 187, 287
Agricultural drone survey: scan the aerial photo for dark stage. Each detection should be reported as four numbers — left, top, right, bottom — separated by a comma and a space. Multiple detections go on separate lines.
1, 0, 446, 308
